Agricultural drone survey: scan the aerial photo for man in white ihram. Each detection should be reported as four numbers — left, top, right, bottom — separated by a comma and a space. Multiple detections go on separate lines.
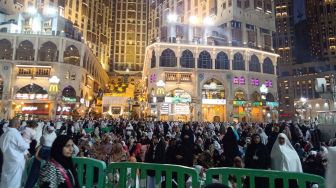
0, 118, 30, 188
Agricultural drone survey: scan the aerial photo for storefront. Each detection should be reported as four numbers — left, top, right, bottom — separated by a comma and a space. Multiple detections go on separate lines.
201, 79, 226, 122
159, 89, 192, 121
13, 84, 51, 119
233, 90, 247, 122
250, 92, 263, 122
57, 86, 77, 119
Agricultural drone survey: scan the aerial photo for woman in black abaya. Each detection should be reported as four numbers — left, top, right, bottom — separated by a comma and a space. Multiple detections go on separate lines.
221, 127, 240, 167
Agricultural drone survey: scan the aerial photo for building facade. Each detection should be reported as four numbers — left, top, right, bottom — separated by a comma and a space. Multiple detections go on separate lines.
0, 12, 109, 119
110, 0, 147, 73
0, 0, 113, 71
143, 43, 278, 122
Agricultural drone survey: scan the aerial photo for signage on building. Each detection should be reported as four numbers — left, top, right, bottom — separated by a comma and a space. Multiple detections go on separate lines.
156, 80, 165, 87
160, 103, 170, 114
266, 102, 279, 107
165, 97, 191, 104
21, 103, 49, 115
174, 104, 190, 115
62, 96, 77, 103
22, 106, 38, 111
16, 93, 48, 100
252, 102, 263, 106
233, 100, 247, 106
57, 106, 71, 112
202, 99, 226, 105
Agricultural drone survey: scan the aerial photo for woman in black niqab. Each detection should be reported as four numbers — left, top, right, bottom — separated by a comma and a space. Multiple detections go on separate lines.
221, 127, 240, 167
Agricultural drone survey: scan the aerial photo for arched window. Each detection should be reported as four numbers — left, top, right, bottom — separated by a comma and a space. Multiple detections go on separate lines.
263, 57, 274, 74
0, 39, 12, 60
215, 52, 229, 69
39, 41, 58, 61
198, 51, 212, 69
16, 40, 34, 60
180, 50, 195, 68
160, 49, 177, 67
62, 86, 76, 99
64, 45, 80, 66
150, 50, 156, 68
232, 53, 245, 70
249, 55, 261, 72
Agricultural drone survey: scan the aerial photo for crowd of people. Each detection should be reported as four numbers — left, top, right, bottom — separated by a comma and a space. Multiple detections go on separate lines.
0, 118, 335, 188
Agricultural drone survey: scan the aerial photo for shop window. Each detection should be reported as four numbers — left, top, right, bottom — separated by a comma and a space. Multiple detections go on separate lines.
180, 73, 192, 82
35, 68, 51, 77
18, 68, 33, 76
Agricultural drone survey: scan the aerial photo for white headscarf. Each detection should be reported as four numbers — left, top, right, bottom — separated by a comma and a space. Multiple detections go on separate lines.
326, 147, 336, 188
270, 133, 302, 172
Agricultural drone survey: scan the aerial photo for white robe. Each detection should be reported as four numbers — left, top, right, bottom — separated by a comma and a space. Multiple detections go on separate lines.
326, 147, 336, 188
270, 133, 302, 172
0, 127, 30, 188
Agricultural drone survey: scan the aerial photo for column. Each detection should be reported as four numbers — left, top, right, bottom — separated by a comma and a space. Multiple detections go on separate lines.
188, 26, 194, 43
227, 22, 232, 46
156, 49, 160, 68
34, 37, 39, 61
257, 27, 263, 49
242, 22, 248, 47
58, 38, 65, 62
169, 23, 176, 42
245, 51, 250, 71
229, 50, 234, 70
80, 45, 85, 67
260, 54, 264, 73
12, 37, 17, 60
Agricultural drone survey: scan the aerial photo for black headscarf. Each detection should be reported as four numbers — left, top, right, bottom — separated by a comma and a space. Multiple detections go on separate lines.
50, 135, 79, 188
222, 127, 240, 167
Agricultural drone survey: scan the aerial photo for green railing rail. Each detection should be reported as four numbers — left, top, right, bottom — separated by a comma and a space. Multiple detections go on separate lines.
205, 167, 326, 188
73, 157, 107, 188
106, 162, 201, 188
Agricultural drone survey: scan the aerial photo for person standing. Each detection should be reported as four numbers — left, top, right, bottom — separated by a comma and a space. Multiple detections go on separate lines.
0, 118, 30, 188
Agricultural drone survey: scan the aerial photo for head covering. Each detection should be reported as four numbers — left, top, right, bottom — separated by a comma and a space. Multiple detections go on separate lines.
270, 133, 302, 172
326, 147, 336, 188
50, 135, 74, 170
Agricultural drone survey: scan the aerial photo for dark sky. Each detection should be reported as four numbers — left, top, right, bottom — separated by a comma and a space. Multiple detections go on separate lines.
294, 0, 306, 24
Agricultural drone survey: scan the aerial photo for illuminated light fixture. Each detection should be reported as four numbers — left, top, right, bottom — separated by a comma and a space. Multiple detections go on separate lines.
189, 15, 198, 25
27, 6, 37, 14
156, 80, 165, 87
203, 16, 214, 26
126, 68, 129, 73
16, 65, 52, 68
45, 6, 57, 15
300, 97, 307, 103
49, 76, 60, 84
167, 13, 178, 23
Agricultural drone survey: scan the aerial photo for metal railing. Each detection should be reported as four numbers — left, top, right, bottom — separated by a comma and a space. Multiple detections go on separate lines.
24, 157, 326, 188
205, 167, 325, 188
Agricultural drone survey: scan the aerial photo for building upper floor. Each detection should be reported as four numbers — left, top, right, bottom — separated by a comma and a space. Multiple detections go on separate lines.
0, 32, 109, 87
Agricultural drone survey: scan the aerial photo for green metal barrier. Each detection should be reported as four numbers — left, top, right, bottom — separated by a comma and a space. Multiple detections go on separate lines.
72, 157, 107, 188
205, 168, 325, 188
106, 162, 201, 188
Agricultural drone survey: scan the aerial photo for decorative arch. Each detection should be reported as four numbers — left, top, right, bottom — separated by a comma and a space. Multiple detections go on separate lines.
180, 49, 195, 68
62, 86, 77, 102
16, 40, 34, 60
198, 51, 212, 69
249, 55, 261, 72
39, 41, 58, 61
251, 91, 261, 101
215, 52, 229, 69
232, 52, 245, 70
234, 89, 246, 100
64, 45, 80, 66
263, 57, 274, 74
202, 78, 225, 99
266, 93, 275, 102
150, 50, 156, 68
15, 84, 48, 100
0, 39, 13, 60
160, 48, 177, 67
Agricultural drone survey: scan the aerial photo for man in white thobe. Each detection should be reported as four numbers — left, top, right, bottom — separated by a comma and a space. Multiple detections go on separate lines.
0, 118, 30, 188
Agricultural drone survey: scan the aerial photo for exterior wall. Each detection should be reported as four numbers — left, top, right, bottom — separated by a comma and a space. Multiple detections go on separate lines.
143, 42, 278, 122
0, 32, 109, 119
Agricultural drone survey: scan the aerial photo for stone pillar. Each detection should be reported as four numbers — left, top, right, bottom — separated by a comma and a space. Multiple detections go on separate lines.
188, 26, 194, 43
34, 37, 39, 61
242, 22, 248, 47
229, 51, 234, 70
80, 46, 85, 67
245, 51, 251, 71
12, 37, 17, 60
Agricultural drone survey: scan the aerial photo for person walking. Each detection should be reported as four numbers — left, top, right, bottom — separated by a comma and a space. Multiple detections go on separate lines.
0, 118, 30, 188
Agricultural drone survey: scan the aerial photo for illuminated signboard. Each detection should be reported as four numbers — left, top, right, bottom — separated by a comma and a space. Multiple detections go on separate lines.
202, 99, 226, 105
252, 102, 263, 106
165, 97, 191, 103
265, 80, 273, 88
62, 96, 77, 103
233, 100, 247, 106
174, 104, 190, 115
16, 93, 48, 100
57, 106, 71, 112
266, 102, 279, 107
233, 76, 245, 85
160, 103, 170, 114
22, 106, 38, 111
251, 78, 260, 86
